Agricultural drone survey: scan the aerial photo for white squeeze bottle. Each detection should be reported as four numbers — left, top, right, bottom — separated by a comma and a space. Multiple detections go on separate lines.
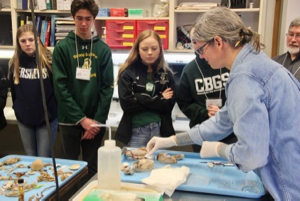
93, 124, 121, 190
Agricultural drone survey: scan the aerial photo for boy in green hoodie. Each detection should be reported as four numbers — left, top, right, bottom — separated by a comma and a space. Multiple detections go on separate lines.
52, 0, 114, 180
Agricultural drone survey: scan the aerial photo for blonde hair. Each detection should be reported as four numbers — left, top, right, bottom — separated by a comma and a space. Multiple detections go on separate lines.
117, 30, 171, 82
193, 7, 264, 52
9, 24, 52, 84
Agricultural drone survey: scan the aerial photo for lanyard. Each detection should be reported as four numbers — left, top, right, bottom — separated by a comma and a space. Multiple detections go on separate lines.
282, 53, 300, 76
75, 31, 93, 68
195, 58, 222, 100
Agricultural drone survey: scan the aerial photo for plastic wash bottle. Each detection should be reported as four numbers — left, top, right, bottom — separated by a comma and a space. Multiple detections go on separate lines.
95, 124, 121, 190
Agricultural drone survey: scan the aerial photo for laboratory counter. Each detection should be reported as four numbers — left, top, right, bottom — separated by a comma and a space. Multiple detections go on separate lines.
3, 104, 190, 132
1, 104, 193, 157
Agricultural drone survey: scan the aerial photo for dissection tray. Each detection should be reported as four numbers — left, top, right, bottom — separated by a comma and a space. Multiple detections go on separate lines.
0, 154, 87, 200
121, 150, 265, 198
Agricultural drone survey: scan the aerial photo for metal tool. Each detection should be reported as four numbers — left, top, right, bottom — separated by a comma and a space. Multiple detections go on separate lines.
199, 161, 234, 168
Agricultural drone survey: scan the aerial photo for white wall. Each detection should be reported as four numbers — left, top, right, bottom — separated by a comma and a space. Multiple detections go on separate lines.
278, 0, 300, 55
262, 0, 275, 57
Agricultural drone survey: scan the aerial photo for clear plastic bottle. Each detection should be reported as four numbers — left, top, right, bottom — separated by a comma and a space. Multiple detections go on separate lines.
97, 139, 121, 190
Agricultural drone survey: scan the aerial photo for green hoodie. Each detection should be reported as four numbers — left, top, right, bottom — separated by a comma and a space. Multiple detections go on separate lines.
52, 31, 114, 125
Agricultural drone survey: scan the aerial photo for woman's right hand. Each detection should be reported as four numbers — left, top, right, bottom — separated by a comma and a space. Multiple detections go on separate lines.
146, 136, 177, 156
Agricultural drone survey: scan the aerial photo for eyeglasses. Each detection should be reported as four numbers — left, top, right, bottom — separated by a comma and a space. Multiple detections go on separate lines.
286, 32, 300, 39
195, 38, 214, 55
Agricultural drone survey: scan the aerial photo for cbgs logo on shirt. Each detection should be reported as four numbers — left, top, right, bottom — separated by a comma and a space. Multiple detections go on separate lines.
195, 72, 229, 94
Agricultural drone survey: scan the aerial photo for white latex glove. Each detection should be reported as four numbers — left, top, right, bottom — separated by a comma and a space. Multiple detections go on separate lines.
146, 136, 177, 156
200, 141, 227, 158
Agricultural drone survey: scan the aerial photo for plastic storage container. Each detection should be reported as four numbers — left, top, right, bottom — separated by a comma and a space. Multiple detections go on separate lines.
97, 139, 121, 190
106, 20, 137, 49
106, 20, 136, 31
106, 37, 135, 48
106, 29, 135, 39
136, 20, 169, 49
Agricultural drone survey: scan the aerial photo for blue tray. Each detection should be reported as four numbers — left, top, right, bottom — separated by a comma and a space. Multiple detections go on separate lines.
0, 155, 87, 200
121, 150, 265, 198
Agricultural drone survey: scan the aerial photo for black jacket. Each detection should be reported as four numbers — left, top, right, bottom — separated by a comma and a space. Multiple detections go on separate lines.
0, 67, 8, 130
116, 61, 176, 144
273, 52, 300, 82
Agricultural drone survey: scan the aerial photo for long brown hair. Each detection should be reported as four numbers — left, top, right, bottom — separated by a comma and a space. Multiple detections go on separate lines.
117, 30, 171, 83
9, 24, 52, 84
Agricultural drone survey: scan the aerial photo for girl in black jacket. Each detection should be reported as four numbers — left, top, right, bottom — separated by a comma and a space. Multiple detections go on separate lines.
116, 30, 175, 147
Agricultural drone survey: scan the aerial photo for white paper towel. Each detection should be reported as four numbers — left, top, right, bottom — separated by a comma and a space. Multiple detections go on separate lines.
141, 165, 190, 197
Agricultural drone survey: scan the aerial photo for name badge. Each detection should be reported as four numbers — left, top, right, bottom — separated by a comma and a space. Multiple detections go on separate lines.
146, 82, 154, 91
206, 99, 222, 109
76, 67, 91, 81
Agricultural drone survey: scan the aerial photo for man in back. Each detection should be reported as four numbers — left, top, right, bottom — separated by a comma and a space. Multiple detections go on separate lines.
273, 17, 300, 82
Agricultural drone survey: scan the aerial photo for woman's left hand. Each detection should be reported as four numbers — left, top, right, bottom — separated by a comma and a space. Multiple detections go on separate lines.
162, 88, 174, 99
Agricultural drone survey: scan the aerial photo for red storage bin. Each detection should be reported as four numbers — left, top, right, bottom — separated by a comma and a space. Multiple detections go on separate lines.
106, 20, 137, 49
106, 20, 136, 31
106, 37, 135, 49
106, 29, 135, 39
105, 20, 169, 50
137, 20, 169, 50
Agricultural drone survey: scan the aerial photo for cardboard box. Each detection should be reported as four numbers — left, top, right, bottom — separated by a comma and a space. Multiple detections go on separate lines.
128, 9, 143, 17
98, 8, 110, 17
110, 8, 126, 17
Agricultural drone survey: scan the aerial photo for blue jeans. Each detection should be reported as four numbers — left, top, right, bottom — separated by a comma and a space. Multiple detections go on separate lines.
128, 122, 161, 148
17, 118, 58, 157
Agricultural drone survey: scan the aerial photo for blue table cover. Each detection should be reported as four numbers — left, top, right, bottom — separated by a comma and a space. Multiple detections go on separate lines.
121, 150, 265, 198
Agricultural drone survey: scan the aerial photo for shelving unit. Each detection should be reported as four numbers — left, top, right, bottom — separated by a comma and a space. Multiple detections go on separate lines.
174, 8, 260, 13
16, 9, 71, 14
96, 17, 169, 20
0, 0, 267, 53
0, 8, 12, 13
0, 2, 13, 48
0, 1, 13, 48
169, 0, 265, 51
0, 46, 14, 49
